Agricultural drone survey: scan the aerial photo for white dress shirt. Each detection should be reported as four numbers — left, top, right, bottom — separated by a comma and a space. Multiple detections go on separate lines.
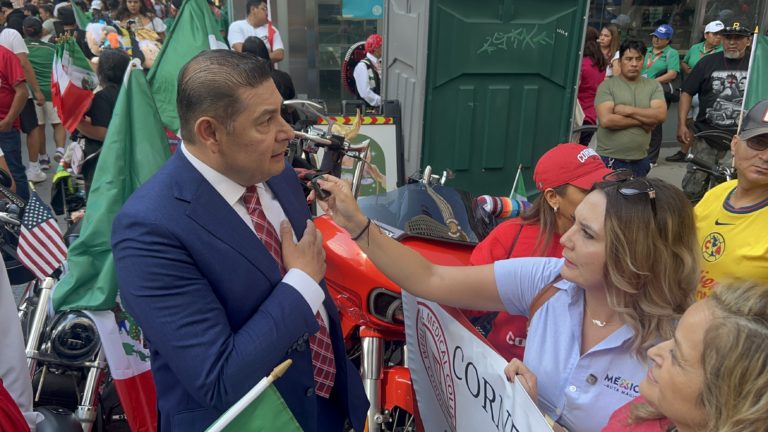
353, 52, 381, 107
181, 144, 328, 326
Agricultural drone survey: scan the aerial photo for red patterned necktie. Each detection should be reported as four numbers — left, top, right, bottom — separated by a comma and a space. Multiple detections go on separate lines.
242, 186, 336, 398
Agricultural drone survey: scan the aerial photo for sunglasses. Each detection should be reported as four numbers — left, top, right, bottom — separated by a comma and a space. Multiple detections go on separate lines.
602, 169, 657, 217
744, 135, 768, 152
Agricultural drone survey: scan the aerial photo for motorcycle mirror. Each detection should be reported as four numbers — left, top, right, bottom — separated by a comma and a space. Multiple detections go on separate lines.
0, 168, 12, 188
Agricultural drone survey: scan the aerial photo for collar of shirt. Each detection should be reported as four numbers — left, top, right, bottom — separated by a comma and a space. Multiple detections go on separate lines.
181, 142, 245, 207
366, 52, 380, 67
180, 143, 293, 241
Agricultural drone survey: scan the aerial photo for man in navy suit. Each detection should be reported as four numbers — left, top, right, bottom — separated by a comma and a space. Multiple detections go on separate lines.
112, 50, 368, 431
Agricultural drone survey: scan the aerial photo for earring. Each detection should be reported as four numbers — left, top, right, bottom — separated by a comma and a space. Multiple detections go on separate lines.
553, 206, 559, 213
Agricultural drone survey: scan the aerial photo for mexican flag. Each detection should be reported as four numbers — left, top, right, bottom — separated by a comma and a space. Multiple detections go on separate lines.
53, 59, 171, 432
72, 1, 90, 29
148, 0, 227, 131
743, 34, 768, 112
51, 38, 98, 133
206, 359, 301, 432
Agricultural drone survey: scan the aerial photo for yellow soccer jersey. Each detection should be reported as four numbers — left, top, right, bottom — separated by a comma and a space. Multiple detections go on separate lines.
694, 180, 768, 299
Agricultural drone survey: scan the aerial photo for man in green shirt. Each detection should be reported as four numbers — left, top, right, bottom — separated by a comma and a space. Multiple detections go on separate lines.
595, 39, 667, 177
682, 20, 724, 74
22, 17, 66, 171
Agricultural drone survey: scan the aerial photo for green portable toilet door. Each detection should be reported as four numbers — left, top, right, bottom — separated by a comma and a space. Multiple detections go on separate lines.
422, 0, 589, 196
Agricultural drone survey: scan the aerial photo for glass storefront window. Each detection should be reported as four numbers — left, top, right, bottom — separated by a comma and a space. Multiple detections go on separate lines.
317, 1, 379, 113
588, 0, 766, 54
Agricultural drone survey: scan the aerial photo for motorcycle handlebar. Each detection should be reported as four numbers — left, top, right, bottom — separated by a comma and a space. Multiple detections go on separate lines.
684, 153, 717, 172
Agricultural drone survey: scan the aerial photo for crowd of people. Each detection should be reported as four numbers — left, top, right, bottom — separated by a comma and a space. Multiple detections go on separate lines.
578, 17, 755, 196
1, 2, 768, 431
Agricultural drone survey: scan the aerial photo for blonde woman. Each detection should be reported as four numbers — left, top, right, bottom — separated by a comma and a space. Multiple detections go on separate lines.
316, 173, 698, 432
603, 280, 768, 431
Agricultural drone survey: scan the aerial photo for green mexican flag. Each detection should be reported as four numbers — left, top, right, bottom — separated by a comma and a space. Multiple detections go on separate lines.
744, 34, 768, 111
72, 2, 90, 29
148, 0, 228, 132
53, 59, 171, 311
206, 385, 302, 432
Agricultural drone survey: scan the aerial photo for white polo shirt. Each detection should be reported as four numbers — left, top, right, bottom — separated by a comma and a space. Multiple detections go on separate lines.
495, 257, 647, 432
227, 20, 284, 52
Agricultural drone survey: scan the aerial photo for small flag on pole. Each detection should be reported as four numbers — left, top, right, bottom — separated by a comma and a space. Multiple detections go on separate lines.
206, 360, 301, 432
17, 192, 67, 280
509, 164, 528, 202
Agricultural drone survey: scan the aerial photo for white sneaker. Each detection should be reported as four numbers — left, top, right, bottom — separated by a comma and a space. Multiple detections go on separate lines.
26, 167, 47, 183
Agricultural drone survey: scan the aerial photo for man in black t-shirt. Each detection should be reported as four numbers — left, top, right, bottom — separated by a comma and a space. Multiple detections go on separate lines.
678, 20, 752, 202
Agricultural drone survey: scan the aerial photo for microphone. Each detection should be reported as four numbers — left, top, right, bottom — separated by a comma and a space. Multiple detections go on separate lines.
475, 195, 529, 219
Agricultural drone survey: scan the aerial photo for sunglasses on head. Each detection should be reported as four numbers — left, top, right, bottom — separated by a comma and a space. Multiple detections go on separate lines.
602, 169, 657, 217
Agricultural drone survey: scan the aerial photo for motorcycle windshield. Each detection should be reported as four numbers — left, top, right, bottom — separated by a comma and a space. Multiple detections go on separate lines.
357, 183, 480, 245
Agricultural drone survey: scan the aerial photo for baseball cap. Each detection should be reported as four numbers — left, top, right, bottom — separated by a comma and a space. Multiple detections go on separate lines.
90, 0, 103, 10
740, 100, 768, 141
22, 16, 42, 31
651, 24, 674, 39
721, 19, 752, 36
704, 20, 725, 34
533, 144, 613, 191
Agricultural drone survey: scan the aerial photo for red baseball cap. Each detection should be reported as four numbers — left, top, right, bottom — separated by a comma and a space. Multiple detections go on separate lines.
533, 143, 613, 191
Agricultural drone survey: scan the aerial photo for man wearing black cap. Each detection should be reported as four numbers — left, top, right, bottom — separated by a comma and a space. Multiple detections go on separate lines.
693, 99, 768, 300
678, 19, 753, 202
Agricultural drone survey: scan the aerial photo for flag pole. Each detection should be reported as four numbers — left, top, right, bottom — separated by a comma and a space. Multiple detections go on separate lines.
509, 164, 522, 200
737, 26, 760, 136
205, 360, 293, 432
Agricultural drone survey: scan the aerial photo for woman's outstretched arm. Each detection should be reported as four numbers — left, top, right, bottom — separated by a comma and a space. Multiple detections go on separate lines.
317, 176, 504, 311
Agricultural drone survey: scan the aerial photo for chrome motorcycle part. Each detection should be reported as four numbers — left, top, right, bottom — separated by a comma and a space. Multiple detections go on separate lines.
361, 335, 383, 432
75, 348, 106, 432
27, 277, 56, 371
49, 312, 100, 363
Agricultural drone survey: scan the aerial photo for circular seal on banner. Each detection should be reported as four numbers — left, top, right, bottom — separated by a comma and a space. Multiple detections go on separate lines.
416, 302, 457, 432
702, 232, 725, 262
341, 41, 367, 97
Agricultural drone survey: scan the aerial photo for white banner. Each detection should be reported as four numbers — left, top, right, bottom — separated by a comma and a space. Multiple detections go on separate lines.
403, 291, 552, 432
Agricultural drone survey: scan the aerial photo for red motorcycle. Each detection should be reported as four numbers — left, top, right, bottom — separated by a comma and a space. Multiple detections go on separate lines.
289, 101, 511, 432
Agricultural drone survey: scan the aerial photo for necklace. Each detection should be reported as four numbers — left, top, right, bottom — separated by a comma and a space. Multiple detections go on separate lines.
585, 304, 611, 327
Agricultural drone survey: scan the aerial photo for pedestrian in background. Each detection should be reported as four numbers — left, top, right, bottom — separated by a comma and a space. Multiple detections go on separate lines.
667, 20, 724, 163
595, 39, 667, 177
641, 24, 680, 167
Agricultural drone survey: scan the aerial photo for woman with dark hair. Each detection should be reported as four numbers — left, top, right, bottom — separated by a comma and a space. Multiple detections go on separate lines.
578, 27, 608, 145
315, 171, 699, 432
76, 48, 131, 193
241, 35, 298, 123
115, 0, 166, 40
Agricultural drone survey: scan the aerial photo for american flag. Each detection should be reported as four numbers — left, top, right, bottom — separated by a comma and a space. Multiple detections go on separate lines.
17, 192, 67, 280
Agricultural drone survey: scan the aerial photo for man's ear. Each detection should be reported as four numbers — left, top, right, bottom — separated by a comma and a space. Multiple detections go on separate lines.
193, 116, 223, 154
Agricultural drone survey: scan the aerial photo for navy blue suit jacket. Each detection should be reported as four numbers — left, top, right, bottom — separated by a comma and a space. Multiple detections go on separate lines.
112, 151, 368, 431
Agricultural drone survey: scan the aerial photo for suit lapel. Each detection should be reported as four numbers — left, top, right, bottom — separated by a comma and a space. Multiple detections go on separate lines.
173, 152, 281, 280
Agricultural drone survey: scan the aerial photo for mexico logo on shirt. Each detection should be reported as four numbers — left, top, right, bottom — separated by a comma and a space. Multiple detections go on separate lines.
416, 302, 457, 432
702, 232, 726, 262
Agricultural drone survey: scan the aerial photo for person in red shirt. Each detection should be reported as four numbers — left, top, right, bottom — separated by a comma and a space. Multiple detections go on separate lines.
0, 43, 26, 195
578, 27, 608, 145
466, 143, 612, 361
